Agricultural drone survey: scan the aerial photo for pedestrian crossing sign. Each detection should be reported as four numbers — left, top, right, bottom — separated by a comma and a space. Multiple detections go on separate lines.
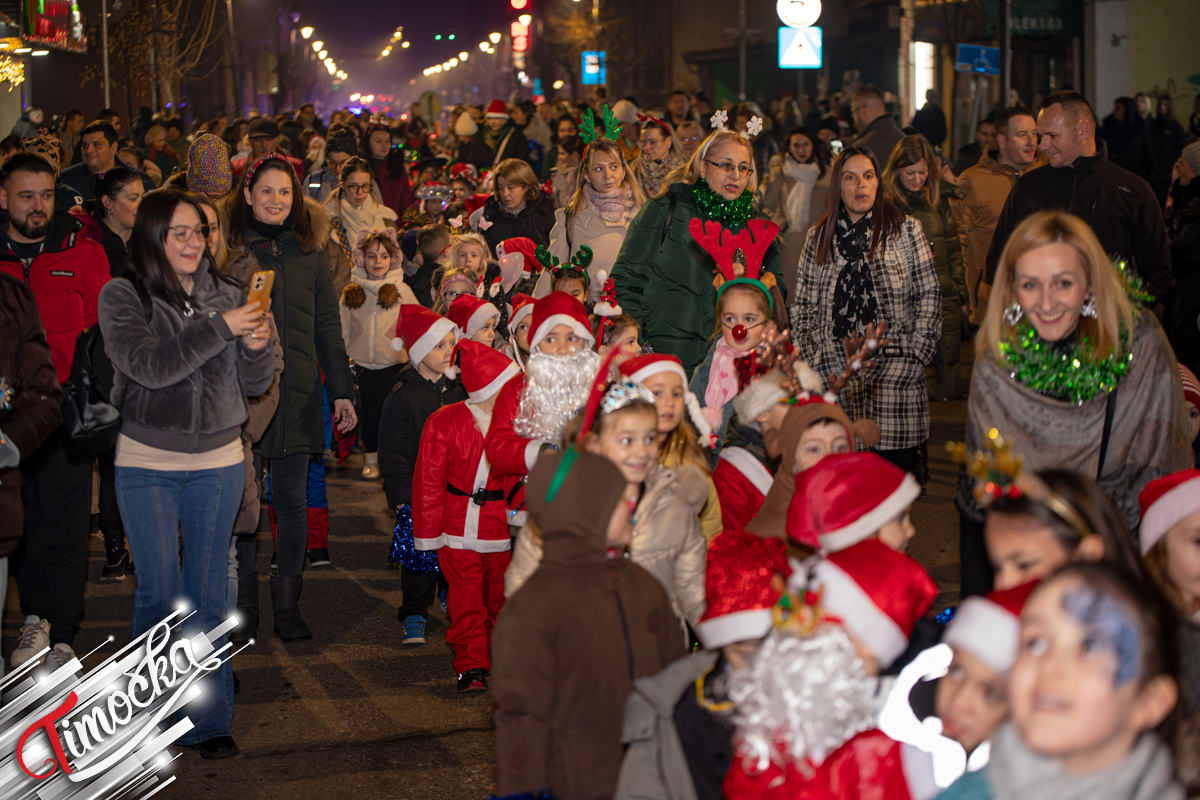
778, 26, 822, 69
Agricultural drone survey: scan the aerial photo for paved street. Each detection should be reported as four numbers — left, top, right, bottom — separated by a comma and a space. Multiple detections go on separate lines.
3, 400, 967, 799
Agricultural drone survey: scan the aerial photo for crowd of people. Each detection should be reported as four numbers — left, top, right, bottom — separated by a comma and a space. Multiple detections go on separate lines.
1, 77, 1199, 799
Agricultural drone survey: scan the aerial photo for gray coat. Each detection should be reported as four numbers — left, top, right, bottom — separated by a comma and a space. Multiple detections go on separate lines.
615, 651, 718, 800
99, 265, 275, 453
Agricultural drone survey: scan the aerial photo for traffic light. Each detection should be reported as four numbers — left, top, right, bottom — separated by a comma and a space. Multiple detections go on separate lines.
434, 34, 442, 40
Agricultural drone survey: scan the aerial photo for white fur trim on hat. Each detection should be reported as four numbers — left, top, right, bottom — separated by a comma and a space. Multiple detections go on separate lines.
1140, 476, 1200, 554
695, 608, 774, 650
468, 362, 520, 404
943, 596, 1021, 674
400, 317, 458, 366
814, 559, 908, 667
626, 360, 688, 387
466, 302, 501, 339
732, 369, 788, 421
718, 447, 774, 496
530, 312, 594, 351
819, 474, 921, 553
508, 303, 535, 335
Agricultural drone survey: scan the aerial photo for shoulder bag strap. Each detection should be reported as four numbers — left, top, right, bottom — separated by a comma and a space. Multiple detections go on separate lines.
1096, 386, 1118, 480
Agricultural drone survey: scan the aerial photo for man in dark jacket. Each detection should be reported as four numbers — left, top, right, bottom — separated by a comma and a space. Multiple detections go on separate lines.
0, 152, 110, 672
985, 91, 1173, 303
911, 89, 948, 150
849, 85, 904, 168
59, 121, 153, 202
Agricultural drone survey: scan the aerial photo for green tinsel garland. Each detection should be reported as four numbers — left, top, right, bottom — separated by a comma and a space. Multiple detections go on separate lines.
692, 178, 754, 229
998, 321, 1132, 405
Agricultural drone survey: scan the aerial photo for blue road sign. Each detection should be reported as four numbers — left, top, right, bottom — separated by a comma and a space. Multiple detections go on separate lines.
778, 26, 822, 69
582, 51, 607, 85
955, 44, 1001, 75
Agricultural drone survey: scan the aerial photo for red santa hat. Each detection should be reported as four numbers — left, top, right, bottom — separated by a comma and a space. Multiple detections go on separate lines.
447, 293, 500, 340
485, 99, 509, 119
507, 293, 536, 336
696, 529, 790, 649
391, 304, 458, 366
789, 452, 921, 552
1139, 469, 1200, 554
943, 580, 1038, 674
529, 291, 594, 351
812, 538, 938, 667
618, 353, 714, 445
456, 339, 520, 403
497, 237, 540, 275
1179, 363, 1200, 411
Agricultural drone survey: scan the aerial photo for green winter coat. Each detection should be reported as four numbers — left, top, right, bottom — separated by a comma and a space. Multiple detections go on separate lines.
895, 182, 965, 303
233, 217, 354, 459
610, 183, 784, 374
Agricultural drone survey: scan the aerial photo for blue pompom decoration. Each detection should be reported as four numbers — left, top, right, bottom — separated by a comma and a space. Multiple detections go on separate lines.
392, 504, 441, 574
934, 606, 956, 625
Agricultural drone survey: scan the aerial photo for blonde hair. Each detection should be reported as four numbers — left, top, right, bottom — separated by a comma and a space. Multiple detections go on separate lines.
447, 232, 490, 277
658, 423, 710, 474
563, 139, 646, 232
663, 129, 757, 197
431, 265, 477, 315
977, 210, 1135, 363
883, 134, 940, 209
491, 158, 540, 202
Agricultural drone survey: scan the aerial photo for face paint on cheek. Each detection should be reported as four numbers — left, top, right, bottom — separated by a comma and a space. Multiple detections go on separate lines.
1062, 585, 1142, 687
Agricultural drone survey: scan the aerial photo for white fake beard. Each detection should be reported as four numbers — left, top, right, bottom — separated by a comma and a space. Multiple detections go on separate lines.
513, 349, 602, 444
728, 625, 880, 775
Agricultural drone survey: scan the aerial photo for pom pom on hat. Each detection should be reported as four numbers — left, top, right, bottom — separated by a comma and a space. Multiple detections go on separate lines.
812, 538, 938, 668
788, 452, 920, 552
943, 581, 1038, 674
485, 99, 510, 119
529, 291, 594, 351
448, 293, 500, 339
454, 113, 479, 137
456, 339, 520, 403
696, 530, 790, 649
1139, 469, 1200, 554
733, 367, 789, 422
393, 305, 458, 368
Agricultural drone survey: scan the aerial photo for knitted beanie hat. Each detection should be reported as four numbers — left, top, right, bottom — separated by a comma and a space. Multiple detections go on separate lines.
186, 133, 233, 197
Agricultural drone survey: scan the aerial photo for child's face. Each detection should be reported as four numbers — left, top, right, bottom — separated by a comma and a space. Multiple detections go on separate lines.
602, 325, 641, 361
605, 483, 639, 549
877, 507, 916, 551
440, 275, 475, 308
719, 290, 769, 352
364, 243, 391, 278
556, 278, 587, 305
936, 647, 1009, 754
755, 402, 789, 434
586, 408, 658, 485
472, 317, 497, 347
419, 331, 456, 377
1163, 510, 1200, 612
794, 420, 851, 472
513, 316, 531, 352
456, 243, 484, 274
985, 513, 1071, 591
1186, 401, 1199, 443
1010, 578, 1163, 774
536, 323, 586, 356
642, 372, 685, 434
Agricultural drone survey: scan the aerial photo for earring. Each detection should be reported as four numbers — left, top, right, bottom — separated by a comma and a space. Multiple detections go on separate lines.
1003, 301, 1023, 326
1081, 292, 1098, 319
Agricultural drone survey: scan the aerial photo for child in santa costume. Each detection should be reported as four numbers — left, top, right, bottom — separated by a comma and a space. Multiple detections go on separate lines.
413, 339, 520, 693
504, 292, 536, 368
723, 538, 938, 799
447, 292, 500, 348
478, 236, 541, 338
379, 305, 463, 645
616, 528, 790, 800
1139, 469, 1200, 621
716, 364, 791, 534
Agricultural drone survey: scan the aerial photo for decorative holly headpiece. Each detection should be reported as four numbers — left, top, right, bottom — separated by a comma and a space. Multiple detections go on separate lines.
689, 217, 779, 311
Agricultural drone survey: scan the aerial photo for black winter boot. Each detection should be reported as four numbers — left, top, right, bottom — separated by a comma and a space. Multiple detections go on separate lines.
232, 572, 260, 645
270, 575, 312, 642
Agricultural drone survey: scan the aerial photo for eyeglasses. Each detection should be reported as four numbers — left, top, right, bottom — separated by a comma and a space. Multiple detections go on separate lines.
167, 224, 212, 243
326, 157, 350, 170
443, 288, 470, 303
344, 182, 371, 194
678, 135, 701, 144
704, 159, 754, 177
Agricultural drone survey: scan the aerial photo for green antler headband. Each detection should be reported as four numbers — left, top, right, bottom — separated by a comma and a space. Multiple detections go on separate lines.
579, 106, 621, 146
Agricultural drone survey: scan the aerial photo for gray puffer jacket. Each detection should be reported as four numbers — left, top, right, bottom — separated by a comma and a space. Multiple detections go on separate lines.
98, 265, 275, 453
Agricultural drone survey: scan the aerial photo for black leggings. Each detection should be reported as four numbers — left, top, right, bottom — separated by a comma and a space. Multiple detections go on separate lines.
959, 512, 993, 598
356, 364, 405, 453
268, 452, 310, 579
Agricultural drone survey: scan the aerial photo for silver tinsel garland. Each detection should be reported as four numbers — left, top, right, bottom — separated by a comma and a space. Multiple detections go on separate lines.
512, 349, 602, 444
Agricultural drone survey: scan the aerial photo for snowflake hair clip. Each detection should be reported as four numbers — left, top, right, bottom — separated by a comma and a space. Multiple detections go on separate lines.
745, 115, 764, 137
709, 109, 729, 130
708, 108, 763, 138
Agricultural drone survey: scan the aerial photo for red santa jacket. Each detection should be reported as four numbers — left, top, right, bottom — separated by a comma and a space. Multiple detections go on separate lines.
723, 728, 934, 800
713, 446, 775, 532
484, 373, 544, 477
414, 401, 511, 552
0, 213, 110, 383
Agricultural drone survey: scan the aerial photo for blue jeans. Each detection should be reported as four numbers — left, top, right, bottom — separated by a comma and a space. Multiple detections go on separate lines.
115, 463, 242, 743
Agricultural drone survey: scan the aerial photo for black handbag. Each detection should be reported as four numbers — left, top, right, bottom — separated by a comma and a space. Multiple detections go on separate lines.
61, 278, 152, 455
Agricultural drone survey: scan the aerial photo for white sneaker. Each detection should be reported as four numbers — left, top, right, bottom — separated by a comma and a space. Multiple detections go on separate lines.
39, 643, 78, 676
10, 615, 50, 668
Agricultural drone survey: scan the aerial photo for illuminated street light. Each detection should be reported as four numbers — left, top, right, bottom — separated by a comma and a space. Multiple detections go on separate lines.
458, 51, 468, 60
300, 26, 313, 39
448, 58, 458, 66
487, 46, 496, 54
518, 13, 531, 25
401, 41, 410, 48
318, 49, 327, 59
312, 40, 323, 52
350, 93, 361, 101
380, 49, 389, 56
552, 79, 564, 89
489, 32, 501, 43
448, 34, 455, 40
479, 41, 488, 52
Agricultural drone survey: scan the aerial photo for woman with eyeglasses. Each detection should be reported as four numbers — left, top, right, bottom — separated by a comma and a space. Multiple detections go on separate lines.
674, 121, 703, 160
97, 190, 275, 760
631, 117, 682, 199
227, 154, 357, 643
759, 127, 831, 293
323, 156, 398, 295
611, 127, 783, 373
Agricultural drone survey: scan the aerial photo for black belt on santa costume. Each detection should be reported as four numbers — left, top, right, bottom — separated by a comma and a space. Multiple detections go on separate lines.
447, 482, 505, 506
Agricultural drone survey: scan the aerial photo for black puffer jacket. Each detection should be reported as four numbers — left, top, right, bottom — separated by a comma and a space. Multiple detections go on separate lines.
98, 264, 275, 453
985, 154, 1172, 300
479, 191, 555, 252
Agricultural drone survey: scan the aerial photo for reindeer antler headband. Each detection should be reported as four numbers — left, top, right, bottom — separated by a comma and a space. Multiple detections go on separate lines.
688, 218, 780, 311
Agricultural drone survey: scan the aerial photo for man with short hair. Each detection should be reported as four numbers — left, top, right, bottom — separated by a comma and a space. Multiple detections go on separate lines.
59, 121, 153, 201
303, 123, 362, 202
97, 108, 122, 135
953, 118, 997, 174
985, 90, 1173, 301
231, 117, 303, 179
849, 85, 904, 167
59, 109, 84, 166
957, 107, 1040, 321
667, 90, 696, 129
0, 153, 110, 673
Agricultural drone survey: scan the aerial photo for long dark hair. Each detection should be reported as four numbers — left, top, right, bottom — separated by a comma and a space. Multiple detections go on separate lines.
784, 126, 826, 178
91, 166, 142, 223
228, 155, 319, 252
812, 145, 903, 264
128, 189, 218, 311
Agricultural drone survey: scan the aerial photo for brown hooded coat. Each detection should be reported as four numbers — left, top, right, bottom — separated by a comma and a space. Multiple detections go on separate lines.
492, 450, 686, 800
